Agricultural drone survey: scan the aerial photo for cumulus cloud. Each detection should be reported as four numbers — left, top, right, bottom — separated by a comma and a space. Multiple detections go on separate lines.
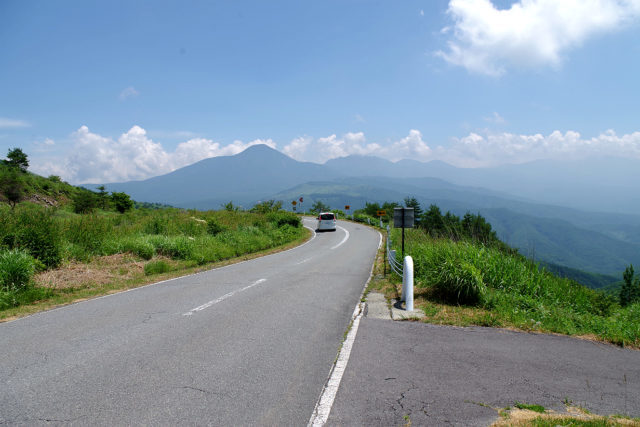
119, 86, 140, 100
284, 132, 382, 163
440, 129, 640, 166
281, 128, 640, 167
0, 117, 30, 128
437, 0, 640, 76
31, 125, 276, 183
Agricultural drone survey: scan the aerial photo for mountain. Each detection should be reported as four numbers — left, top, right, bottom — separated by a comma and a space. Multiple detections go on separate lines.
85, 145, 336, 209
325, 155, 640, 215
83, 146, 640, 276
269, 176, 640, 276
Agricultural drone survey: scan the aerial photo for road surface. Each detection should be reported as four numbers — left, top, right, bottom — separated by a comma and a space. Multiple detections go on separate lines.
1, 218, 380, 425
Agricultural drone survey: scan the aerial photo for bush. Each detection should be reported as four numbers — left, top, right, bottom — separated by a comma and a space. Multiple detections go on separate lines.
432, 259, 487, 305
11, 207, 62, 268
144, 260, 171, 275
266, 212, 301, 228
206, 218, 226, 236
0, 249, 36, 291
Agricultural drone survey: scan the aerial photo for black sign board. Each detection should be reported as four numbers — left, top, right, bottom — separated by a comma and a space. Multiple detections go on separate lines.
393, 207, 414, 228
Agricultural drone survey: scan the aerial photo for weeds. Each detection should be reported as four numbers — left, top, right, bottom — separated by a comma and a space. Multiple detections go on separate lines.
391, 228, 640, 347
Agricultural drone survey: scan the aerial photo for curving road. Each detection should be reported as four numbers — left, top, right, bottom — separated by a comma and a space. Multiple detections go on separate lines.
0, 218, 380, 425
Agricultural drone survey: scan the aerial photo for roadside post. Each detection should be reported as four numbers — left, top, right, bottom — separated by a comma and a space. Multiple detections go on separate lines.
393, 207, 414, 259
299, 197, 304, 214
376, 210, 386, 228
292, 200, 297, 212
345, 205, 351, 219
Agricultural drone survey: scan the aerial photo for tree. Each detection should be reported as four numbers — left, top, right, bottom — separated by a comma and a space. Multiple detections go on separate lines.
404, 197, 423, 226
223, 201, 239, 212
73, 190, 98, 214
311, 200, 330, 214
0, 167, 25, 209
111, 192, 133, 213
5, 148, 29, 172
620, 264, 640, 307
421, 204, 444, 235
96, 185, 109, 209
251, 200, 282, 214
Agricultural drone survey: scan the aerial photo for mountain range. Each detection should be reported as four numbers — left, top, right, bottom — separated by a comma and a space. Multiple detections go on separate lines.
86, 144, 640, 278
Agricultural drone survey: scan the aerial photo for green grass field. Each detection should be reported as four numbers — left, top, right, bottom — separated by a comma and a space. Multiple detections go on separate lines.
0, 203, 306, 317
390, 228, 640, 348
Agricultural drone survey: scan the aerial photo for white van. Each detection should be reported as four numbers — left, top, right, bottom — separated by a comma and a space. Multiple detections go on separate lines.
316, 212, 337, 231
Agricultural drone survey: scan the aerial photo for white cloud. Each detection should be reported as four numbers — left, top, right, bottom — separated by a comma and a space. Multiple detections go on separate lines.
282, 128, 640, 167
440, 129, 640, 167
30, 125, 276, 183
284, 132, 382, 163
0, 117, 30, 128
437, 0, 640, 76
119, 86, 140, 100
484, 112, 506, 124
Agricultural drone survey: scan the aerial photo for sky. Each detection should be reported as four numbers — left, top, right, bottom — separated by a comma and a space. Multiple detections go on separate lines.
1, 0, 640, 184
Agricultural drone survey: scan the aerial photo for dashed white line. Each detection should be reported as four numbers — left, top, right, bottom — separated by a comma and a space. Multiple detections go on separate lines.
296, 257, 313, 265
183, 278, 267, 316
330, 226, 350, 250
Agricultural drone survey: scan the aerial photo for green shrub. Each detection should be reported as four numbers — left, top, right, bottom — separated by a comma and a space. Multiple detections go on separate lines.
0, 249, 36, 291
62, 214, 111, 254
121, 237, 155, 260
432, 259, 487, 305
206, 218, 226, 236
266, 212, 301, 228
12, 206, 62, 268
144, 260, 171, 275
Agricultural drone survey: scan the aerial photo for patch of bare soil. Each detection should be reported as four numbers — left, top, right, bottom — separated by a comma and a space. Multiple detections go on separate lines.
35, 254, 145, 289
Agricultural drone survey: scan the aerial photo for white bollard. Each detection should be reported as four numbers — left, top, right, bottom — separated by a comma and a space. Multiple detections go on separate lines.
402, 256, 414, 311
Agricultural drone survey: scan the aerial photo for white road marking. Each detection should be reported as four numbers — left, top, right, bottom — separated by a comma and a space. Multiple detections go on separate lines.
183, 279, 267, 316
296, 257, 312, 265
330, 226, 349, 250
307, 230, 382, 426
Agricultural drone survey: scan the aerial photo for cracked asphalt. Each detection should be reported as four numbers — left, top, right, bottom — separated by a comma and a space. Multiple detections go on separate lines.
327, 318, 640, 426
0, 219, 380, 425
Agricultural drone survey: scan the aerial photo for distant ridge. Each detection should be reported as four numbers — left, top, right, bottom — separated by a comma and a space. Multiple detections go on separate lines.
85, 144, 336, 209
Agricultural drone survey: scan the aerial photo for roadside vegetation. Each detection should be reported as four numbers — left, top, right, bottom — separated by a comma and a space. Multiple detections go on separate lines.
0, 150, 306, 319
372, 198, 640, 348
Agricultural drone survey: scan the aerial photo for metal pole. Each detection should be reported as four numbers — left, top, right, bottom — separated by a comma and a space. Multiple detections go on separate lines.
401, 207, 405, 259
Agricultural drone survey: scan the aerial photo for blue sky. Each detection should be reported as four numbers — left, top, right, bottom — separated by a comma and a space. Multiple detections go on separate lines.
1, 0, 640, 183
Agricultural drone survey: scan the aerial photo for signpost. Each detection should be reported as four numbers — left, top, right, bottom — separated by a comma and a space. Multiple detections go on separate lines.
376, 210, 386, 228
292, 200, 297, 212
393, 207, 414, 259
299, 197, 304, 214
344, 205, 351, 219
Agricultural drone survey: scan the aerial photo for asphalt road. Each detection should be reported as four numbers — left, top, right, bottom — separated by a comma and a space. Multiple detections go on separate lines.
1, 218, 380, 425
327, 318, 640, 426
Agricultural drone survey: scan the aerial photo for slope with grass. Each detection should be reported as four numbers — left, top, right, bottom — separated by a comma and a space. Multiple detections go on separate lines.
391, 228, 639, 347
0, 203, 306, 319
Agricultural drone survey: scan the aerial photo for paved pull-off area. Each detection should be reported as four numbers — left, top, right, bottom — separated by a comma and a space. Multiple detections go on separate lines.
0, 219, 380, 425
327, 295, 640, 426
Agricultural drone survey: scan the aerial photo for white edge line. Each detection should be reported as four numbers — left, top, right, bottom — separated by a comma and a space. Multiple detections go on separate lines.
307, 229, 383, 426
183, 278, 266, 316
330, 226, 350, 250
4, 222, 318, 325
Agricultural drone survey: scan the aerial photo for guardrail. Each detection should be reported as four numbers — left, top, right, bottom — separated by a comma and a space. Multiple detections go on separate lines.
386, 226, 414, 311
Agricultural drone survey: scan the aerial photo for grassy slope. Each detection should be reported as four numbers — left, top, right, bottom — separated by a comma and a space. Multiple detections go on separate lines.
389, 228, 639, 348
0, 172, 309, 319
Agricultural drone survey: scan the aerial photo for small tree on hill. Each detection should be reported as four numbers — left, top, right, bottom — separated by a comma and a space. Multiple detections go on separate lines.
404, 197, 423, 225
620, 264, 640, 307
73, 190, 98, 214
251, 200, 282, 214
0, 167, 25, 209
96, 185, 110, 209
5, 148, 29, 172
311, 200, 330, 214
111, 192, 133, 213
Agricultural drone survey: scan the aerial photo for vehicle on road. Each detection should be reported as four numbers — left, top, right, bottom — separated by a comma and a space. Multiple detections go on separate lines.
317, 212, 337, 231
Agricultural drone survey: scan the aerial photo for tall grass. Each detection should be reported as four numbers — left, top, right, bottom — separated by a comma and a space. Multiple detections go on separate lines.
393, 228, 639, 347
